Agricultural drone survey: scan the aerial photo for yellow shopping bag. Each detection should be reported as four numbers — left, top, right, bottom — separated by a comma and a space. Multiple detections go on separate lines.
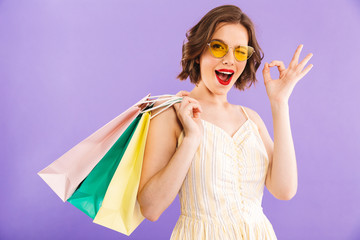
93, 111, 150, 236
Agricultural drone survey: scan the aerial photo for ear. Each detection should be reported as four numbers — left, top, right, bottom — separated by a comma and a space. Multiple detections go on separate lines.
195, 58, 200, 64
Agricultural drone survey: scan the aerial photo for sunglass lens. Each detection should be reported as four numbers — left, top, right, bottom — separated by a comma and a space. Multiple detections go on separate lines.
235, 46, 254, 61
210, 41, 227, 58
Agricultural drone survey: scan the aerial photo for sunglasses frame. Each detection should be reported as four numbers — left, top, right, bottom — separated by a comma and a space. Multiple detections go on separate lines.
207, 39, 254, 62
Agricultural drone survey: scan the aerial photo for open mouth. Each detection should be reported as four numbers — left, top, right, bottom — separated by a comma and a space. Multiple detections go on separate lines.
215, 69, 234, 85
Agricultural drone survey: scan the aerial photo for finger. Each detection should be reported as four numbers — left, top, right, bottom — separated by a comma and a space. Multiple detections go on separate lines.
189, 100, 203, 113
184, 102, 202, 118
269, 60, 286, 72
193, 109, 201, 119
191, 104, 202, 119
298, 64, 314, 79
181, 97, 202, 112
176, 90, 190, 97
297, 53, 313, 71
289, 44, 303, 68
262, 62, 272, 83
174, 95, 192, 111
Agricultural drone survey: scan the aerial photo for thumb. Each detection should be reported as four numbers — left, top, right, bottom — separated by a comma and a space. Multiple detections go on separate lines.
262, 62, 272, 84
176, 90, 190, 97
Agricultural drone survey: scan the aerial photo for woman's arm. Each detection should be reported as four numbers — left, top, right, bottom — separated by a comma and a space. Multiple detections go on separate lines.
246, 105, 297, 200
257, 44, 313, 200
252, 102, 298, 200
137, 97, 201, 221
269, 101, 298, 200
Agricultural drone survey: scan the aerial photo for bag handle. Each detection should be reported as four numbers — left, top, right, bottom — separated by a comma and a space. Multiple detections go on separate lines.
141, 97, 183, 119
134, 94, 179, 106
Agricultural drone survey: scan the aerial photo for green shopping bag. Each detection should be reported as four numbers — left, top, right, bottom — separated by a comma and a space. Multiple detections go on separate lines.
93, 111, 150, 235
67, 114, 142, 218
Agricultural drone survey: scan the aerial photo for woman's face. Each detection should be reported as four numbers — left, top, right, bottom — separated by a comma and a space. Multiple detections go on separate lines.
198, 22, 249, 95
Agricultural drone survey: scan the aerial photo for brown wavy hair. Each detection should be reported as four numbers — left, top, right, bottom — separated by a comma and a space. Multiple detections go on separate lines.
177, 5, 264, 91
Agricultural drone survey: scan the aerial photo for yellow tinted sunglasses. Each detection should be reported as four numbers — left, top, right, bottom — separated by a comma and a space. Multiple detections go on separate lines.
207, 40, 254, 62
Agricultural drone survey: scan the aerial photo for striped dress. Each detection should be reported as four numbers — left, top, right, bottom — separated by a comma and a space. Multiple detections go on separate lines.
170, 106, 277, 240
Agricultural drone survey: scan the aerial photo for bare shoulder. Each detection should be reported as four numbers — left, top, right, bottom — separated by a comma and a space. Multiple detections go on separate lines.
148, 96, 182, 138
138, 96, 181, 194
144, 96, 182, 152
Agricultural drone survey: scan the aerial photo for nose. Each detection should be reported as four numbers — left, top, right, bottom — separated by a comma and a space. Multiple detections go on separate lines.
222, 47, 236, 65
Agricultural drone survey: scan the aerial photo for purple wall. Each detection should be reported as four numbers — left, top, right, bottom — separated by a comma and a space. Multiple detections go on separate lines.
1, 0, 360, 239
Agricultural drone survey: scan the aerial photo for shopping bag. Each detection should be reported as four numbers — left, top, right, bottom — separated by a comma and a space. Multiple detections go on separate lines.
67, 114, 142, 218
38, 94, 151, 202
92, 111, 150, 236
67, 95, 183, 219
38, 93, 183, 235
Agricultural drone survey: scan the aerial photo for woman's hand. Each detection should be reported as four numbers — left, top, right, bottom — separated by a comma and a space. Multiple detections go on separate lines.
262, 44, 313, 104
173, 90, 203, 143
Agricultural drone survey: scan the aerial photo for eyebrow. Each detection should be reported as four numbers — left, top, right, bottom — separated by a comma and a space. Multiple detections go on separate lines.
211, 38, 247, 47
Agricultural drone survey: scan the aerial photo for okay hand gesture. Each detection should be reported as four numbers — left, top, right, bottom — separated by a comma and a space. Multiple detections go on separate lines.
262, 44, 314, 104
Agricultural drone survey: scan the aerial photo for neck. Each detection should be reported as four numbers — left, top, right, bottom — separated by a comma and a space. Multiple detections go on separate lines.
189, 81, 230, 107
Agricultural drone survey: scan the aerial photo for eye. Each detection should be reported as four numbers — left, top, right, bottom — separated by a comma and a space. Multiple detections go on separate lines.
236, 47, 248, 55
211, 41, 226, 50
212, 43, 224, 50
235, 49, 247, 55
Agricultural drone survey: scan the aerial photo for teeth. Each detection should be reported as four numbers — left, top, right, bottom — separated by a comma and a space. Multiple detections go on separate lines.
218, 71, 233, 75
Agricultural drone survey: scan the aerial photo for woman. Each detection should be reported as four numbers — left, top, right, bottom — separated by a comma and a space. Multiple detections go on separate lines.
137, 5, 313, 239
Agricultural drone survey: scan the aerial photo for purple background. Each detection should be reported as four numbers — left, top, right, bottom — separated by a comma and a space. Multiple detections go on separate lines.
1, 0, 360, 239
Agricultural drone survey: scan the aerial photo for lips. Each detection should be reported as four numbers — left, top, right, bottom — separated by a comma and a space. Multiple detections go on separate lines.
215, 69, 234, 85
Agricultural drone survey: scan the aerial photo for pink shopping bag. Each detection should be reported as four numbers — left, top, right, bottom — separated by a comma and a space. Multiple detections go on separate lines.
38, 94, 152, 201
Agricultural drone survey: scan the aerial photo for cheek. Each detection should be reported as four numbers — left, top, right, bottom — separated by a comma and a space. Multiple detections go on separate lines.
237, 62, 247, 75
231, 63, 247, 83
200, 56, 219, 73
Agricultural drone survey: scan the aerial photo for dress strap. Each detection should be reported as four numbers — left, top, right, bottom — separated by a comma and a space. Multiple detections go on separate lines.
240, 106, 249, 120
